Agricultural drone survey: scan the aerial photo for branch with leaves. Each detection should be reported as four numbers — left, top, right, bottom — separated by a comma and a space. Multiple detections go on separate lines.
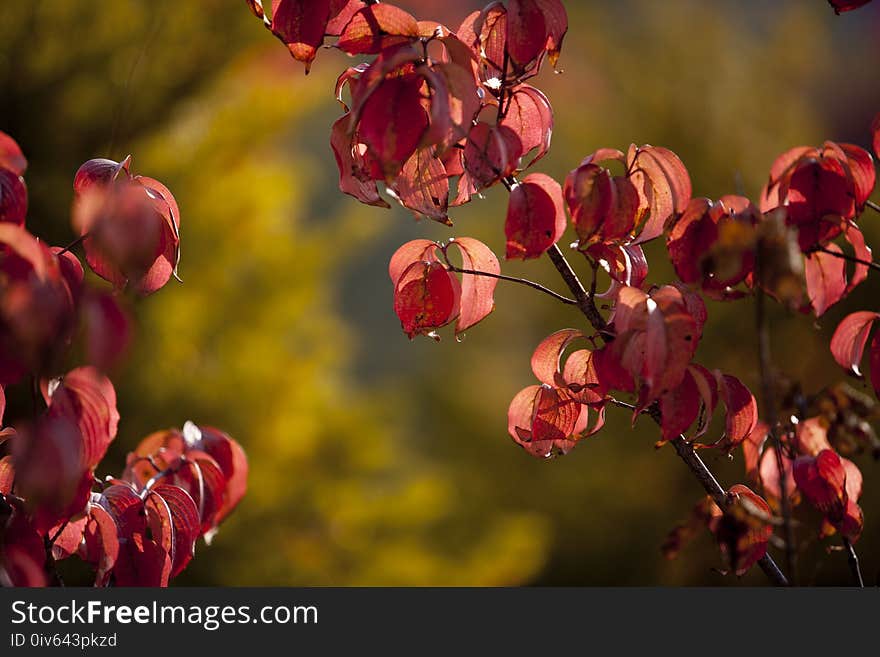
245, 0, 879, 586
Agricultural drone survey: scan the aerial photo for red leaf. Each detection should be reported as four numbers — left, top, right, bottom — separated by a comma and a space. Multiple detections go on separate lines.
666, 198, 717, 285
830, 311, 879, 375
804, 245, 846, 317
506, 0, 548, 69
0, 225, 74, 384
330, 115, 389, 208
12, 416, 86, 529
336, 4, 419, 55
613, 285, 699, 404
793, 449, 847, 517
270, 0, 331, 72
81, 502, 119, 587
592, 341, 635, 393
839, 143, 875, 209
687, 363, 718, 439
0, 131, 27, 175
45, 366, 119, 470
829, 1, 874, 13
565, 164, 641, 246
500, 85, 553, 169
715, 373, 758, 452
626, 145, 692, 244
507, 384, 582, 458
464, 122, 523, 189
659, 368, 700, 442
72, 162, 180, 295
715, 484, 773, 576
843, 225, 871, 295
391, 149, 450, 223
0, 169, 27, 226
146, 484, 200, 578
73, 157, 131, 194
786, 157, 853, 250
81, 290, 132, 371
393, 260, 460, 338
358, 74, 429, 180
50, 515, 88, 561
463, 5, 508, 82
585, 243, 648, 296
446, 237, 500, 334
505, 173, 566, 260
326, 0, 366, 35
180, 423, 248, 528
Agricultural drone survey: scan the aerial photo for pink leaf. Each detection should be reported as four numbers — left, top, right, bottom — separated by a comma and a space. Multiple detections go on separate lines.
500, 85, 553, 169
336, 4, 419, 55
388, 239, 437, 285
716, 373, 758, 452
804, 245, 846, 317
447, 237, 500, 334
0, 130, 27, 175
627, 145, 692, 244
830, 311, 879, 375
530, 329, 584, 386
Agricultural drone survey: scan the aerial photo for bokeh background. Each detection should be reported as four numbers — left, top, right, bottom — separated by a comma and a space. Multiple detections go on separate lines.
2, 0, 880, 586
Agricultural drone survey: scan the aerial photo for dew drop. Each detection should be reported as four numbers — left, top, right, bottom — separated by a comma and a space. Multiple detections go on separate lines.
455, 333, 466, 343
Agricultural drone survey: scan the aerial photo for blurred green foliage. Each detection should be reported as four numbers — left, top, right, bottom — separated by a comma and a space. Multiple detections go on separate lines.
2, 0, 880, 585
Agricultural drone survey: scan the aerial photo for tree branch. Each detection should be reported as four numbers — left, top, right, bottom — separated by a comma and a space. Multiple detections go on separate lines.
866, 199, 880, 215
553, 248, 789, 586
545, 244, 610, 335
606, 397, 789, 585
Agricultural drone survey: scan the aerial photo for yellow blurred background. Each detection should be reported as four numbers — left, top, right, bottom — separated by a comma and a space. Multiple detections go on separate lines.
2, 0, 879, 585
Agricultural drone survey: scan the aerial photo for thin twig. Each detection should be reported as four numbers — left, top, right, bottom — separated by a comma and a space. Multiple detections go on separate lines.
842, 538, 865, 587
446, 265, 578, 305
47, 519, 70, 548
56, 233, 87, 256
866, 199, 880, 215
755, 273, 796, 582
815, 245, 880, 273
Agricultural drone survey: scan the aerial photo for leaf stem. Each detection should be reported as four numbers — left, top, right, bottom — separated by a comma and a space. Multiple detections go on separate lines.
445, 264, 578, 305
56, 233, 88, 256
814, 245, 880, 273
